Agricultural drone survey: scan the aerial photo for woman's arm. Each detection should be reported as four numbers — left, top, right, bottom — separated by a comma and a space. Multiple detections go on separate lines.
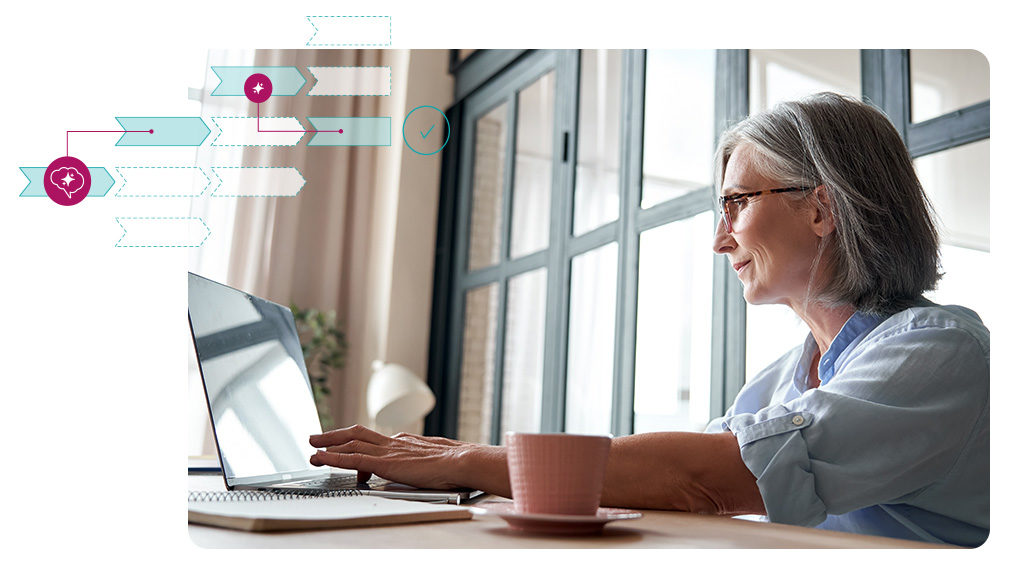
600, 431, 764, 514
310, 426, 764, 514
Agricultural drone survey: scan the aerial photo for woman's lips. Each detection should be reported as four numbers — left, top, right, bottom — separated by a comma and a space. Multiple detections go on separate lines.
733, 260, 750, 274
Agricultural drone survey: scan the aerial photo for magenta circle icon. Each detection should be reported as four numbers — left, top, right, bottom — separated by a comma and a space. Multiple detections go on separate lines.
43, 156, 92, 206
244, 73, 273, 103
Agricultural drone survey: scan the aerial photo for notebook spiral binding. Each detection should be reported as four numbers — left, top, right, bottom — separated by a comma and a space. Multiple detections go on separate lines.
188, 490, 364, 502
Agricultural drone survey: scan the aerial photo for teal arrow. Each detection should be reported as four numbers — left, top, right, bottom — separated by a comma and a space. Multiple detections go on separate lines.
115, 117, 210, 146
308, 116, 391, 147
19, 166, 115, 198
211, 66, 306, 96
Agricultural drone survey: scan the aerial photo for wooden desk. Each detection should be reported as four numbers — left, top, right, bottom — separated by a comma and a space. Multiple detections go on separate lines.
187, 474, 951, 549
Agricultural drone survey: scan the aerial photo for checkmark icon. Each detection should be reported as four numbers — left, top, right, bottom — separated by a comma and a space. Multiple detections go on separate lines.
419, 125, 434, 139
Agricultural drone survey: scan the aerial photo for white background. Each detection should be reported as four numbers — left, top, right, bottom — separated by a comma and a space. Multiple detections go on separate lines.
0, 0, 1017, 571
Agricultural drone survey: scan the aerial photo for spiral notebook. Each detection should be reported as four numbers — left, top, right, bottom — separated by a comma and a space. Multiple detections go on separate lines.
188, 490, 473, 532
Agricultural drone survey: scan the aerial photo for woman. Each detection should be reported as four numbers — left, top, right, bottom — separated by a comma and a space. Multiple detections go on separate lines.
310, 93, 989, 547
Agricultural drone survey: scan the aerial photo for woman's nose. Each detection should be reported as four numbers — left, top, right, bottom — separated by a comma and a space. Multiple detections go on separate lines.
712, 215, 734, 254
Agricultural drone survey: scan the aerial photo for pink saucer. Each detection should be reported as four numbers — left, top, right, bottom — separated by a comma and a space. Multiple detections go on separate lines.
474, 501, 642, 535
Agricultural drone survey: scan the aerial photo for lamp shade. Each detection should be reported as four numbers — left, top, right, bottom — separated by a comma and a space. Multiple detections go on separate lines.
366, 360, 436, 429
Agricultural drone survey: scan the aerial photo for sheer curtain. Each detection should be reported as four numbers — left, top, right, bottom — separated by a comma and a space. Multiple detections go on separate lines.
189, 48, 451, 448
227, 49, 401, 429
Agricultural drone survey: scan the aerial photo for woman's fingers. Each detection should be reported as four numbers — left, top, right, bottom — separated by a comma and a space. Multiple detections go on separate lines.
392, 432, 463, 447
308, 432, 469, 490
310, 450, 382, 476
309, 424, 390, 448
325, 440, 386, 457
312, 439, 392, 479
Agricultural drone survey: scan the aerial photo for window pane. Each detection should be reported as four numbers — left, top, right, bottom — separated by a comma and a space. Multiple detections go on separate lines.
468, 103, 508, 271
458, 283, 500, 443
745, 304, 809, 381
911, 50, 989, 124
915, 139, 990, 251
641, 50, 716, 209
565, 242, 618, 435
510, 72, 555, 259
926, 244, 991, 326
749, 50, 860, 115
917, 140, 991, 324
500, 268, 547, 435
633, 212, 715, 433
574, 50, 622, 235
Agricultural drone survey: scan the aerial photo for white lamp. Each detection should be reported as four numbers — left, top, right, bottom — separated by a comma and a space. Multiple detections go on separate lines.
367, 360, 436, 435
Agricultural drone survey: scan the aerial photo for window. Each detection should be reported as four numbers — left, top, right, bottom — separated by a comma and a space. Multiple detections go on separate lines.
641, 51, 716, 209
749, 50, 860, 114
907, 50, 990, 325
910, 50, 989, 124
432, 50, 721, 441
430, 49, 989, 441
439, 51, 568, 444
574, 49, 622, 236
633, 213, 715, 432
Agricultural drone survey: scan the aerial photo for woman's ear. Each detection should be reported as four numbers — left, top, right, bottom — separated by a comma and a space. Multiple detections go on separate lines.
810, 185, 836, 238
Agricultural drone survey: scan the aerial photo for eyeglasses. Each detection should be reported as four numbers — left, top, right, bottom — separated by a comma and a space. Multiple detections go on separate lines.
717, 186, 814, 233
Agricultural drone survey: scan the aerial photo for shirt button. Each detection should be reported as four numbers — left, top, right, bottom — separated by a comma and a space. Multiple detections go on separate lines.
792, 415, 805, 425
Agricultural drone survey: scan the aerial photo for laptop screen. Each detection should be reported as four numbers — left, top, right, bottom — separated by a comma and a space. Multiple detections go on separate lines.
188, 273, 323, 485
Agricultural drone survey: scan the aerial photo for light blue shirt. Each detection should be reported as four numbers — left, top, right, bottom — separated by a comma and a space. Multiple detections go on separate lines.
706, 302, 989, 547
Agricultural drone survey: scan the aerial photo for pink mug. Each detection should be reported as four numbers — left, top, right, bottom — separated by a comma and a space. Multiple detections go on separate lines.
506, 432, 612, 515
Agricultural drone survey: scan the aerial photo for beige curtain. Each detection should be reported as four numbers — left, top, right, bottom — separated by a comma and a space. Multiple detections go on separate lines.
228, 48, 407, 425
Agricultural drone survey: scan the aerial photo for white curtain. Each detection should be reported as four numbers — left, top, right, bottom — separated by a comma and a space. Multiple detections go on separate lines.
189, 48, 452, 451
226, 49, 389, 428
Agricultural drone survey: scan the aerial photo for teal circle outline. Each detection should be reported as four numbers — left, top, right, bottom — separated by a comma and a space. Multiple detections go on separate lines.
402, 105, 450, 156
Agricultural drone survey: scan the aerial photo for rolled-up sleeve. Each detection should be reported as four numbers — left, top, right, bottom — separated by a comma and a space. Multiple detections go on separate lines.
724, 407, 822, 525
722, 323, 988, 528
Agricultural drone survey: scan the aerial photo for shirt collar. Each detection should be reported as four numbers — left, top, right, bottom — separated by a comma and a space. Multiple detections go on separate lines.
793, 310, 887, 390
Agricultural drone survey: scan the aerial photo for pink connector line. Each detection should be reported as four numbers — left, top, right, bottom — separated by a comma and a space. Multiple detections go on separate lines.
255, 103, 343, 134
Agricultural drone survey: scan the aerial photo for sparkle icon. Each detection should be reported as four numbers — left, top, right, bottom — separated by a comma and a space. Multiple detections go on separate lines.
244, 73, 272, 104
42, 155, 92, 206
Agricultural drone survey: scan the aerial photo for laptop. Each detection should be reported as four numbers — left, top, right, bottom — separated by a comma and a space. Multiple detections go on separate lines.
187, 272, 482, 504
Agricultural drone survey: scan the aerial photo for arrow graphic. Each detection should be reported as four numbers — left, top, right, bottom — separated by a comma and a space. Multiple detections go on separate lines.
307, 66, 391, 96
306, 15, 391, 47
115, 216, 211, 248
19, 166, 115, 198
116, 117, 210, 146
114, 166, 210, 197
211, 66, 306, 96
308, 116, 390, 146
209, 167, 306, 197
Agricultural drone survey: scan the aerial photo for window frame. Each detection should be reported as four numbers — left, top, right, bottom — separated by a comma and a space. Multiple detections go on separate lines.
426, 49, 990, 441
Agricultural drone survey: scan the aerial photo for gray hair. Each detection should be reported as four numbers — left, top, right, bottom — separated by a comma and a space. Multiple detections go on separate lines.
713, 92, 941, 316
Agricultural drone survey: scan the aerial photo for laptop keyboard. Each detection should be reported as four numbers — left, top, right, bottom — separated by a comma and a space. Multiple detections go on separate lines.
283, 474, 389, 491
297, 475, 360, 490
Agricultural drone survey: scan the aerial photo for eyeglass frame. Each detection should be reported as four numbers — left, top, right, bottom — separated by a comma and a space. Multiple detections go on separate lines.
717, 186, 816, 233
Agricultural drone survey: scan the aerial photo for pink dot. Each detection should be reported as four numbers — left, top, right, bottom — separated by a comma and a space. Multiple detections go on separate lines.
149, 129, 154, 134
338, 129, 344, 134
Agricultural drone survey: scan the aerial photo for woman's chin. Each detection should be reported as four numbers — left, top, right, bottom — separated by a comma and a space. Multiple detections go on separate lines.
742, 286, 773, 306
742, 285, 760, 304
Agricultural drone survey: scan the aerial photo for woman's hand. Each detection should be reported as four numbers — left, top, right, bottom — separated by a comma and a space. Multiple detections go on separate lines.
309, 425, 511, 496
